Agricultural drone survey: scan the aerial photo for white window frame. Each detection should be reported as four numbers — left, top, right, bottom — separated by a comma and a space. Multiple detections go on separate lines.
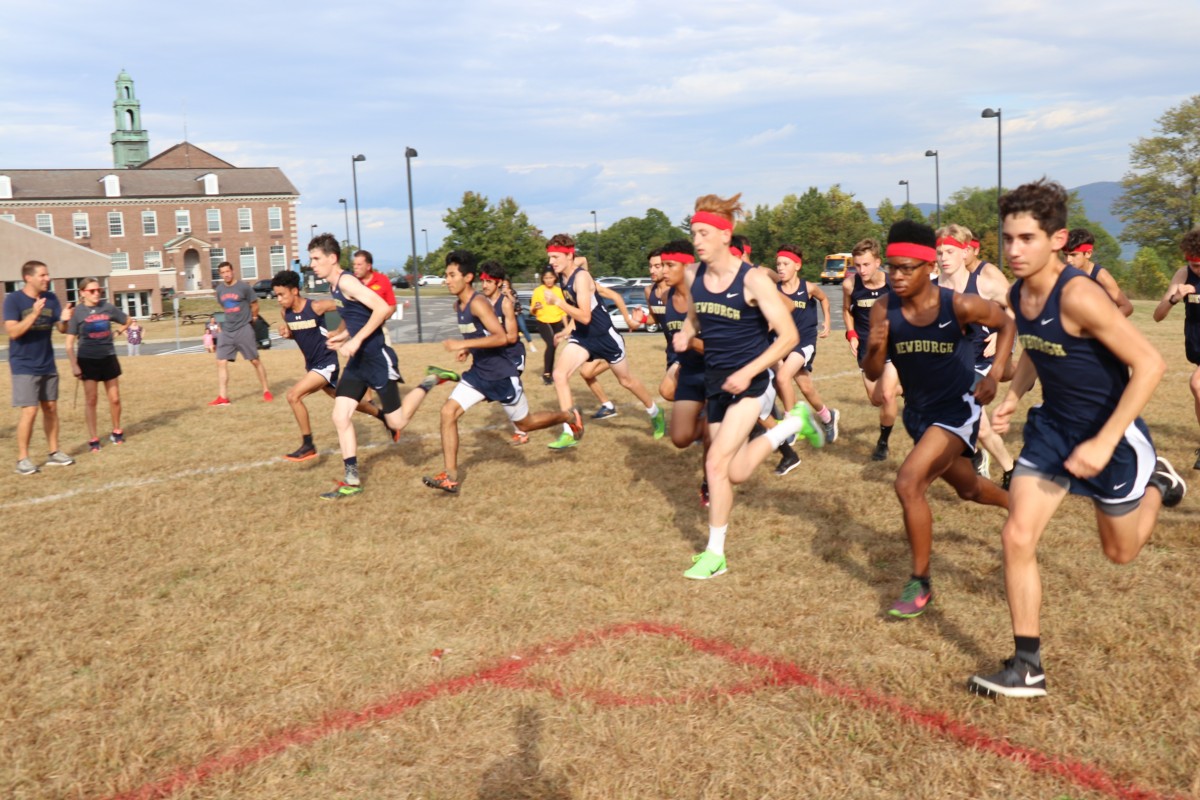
267, 206, 283, 231
36, 213, 53, 235
0, 214, 15, 223
239, 246, 257, 280
143, 251, 163, 270
108, 211, 124, 237
269, 244, 286, 269
207, 208, 221, 233
63, 277, 90, 304
142, 210, 157, 235
237, 207, 252, 232
73, 212, 90, 238
111, 252, 130, 270
210, 248, 226, 281
175, 210, 191, 234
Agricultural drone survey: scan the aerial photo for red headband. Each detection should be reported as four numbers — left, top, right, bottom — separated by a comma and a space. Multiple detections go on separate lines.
661, 251, 694, 265
969, 239, 980, 249
480, 272, 500, 282
691, 211, 734, 232
776, 250, 802, 264
730, 246, 744, 258
936, 236, 966, 249
546, 245, 575, 255
886, 242, 937, 262
1069, 244, 1094, 254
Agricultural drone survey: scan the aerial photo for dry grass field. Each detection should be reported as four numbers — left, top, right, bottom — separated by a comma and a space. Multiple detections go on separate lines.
1, 301, 1197, 800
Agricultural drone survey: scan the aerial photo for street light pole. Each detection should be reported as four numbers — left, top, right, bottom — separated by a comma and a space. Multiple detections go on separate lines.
590, 210, 598, 268
924, 150, 940, 227
405, 147, 423, 344
981, 108, 1003, 271
351, 154, 366, 252
309, 223, 317, 244
898, 180, 910, 218
421, 227, 429, 264
339, 198, 350, 250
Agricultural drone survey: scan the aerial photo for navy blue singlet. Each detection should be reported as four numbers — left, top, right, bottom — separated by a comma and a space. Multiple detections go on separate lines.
885, 287, 974, 416
691, 261, 769, 374
458, 292, 516, 381
779, 279, 818, 347
284, 298, 337, 372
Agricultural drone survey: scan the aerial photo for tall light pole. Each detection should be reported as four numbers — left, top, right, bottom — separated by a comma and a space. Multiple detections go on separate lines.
421, 227, 429, 265
351, 154, 366, 252
590, 210, 598, 268
898, 180, 910, 218
309, 223, 317, 245
338, 198, 350, 249
924, 150, 940, 227
981, 108, 1003, 271
405, 147, 423, 343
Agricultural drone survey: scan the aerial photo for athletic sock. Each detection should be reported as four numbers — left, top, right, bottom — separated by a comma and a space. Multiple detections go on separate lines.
1015, 635, 1041, 666
766, 413, 805, 449
562, 423, 572, 434
879, 424, 893, 444
302, 434, 314, 448
914, 574, 931, 591
707, 524, 728, 556
645, 402, 659, 416
816, 406, 832, 424
344, 456, 358, 470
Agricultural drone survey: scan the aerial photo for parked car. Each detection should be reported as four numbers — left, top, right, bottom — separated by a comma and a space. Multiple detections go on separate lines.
595, 276, 628, 288
625, 276, 655, 287
418, 274, 446, 286
391, 274, 411, 289
600, 285, 660, 333
252, 278, 273, 299
251, 314, 271, 349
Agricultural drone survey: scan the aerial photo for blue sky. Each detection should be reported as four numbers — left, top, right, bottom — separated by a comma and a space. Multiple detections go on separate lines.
2, 1, 1196, 267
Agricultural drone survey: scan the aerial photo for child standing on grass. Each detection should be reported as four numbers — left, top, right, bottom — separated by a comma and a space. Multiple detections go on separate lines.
125, 318, 143, 356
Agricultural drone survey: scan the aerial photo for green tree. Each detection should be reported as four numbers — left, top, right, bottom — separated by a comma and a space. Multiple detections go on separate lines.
576, 208, 686, 276
1127, 248, 1170, 298
440, 191, 546, 280
1115, 95, 1200, 258
740, 185, 877, 278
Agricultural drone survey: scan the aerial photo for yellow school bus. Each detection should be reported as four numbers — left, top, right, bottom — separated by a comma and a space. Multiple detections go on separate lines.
821, 253, 852, 284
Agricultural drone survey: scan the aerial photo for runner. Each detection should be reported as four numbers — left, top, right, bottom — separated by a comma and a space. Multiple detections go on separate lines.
478, 261, 532, 445
270, 269, 395, 462
676, 193, 824, 579
968, 179, 1185, 698
543, 236, 664, 448
865, 220, 1014, 618
1065, 229, 1134, 316
65, 277, 130, 452
573, 255, 641, 420
843, 238, 900, 460
422, 255, 583, 493
209, 261, 271, 405
1151, 226, 1200, 470
773, 244, 839, 445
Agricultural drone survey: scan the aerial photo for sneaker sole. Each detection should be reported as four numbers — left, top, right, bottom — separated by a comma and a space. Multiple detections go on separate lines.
887, 607, 929, 619
421, 476, 460, 493
15, 468, 39, 475
1154, 457, 1187, 506
683, 565, 727, 580
967, 676, 1046, 698
319, 488, 362, 500
44, 461, 75, 467
775, 459, 802, 477
284, 451, 319, 462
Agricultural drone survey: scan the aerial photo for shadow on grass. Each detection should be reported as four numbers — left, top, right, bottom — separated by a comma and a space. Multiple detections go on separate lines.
478, 706, 571, 800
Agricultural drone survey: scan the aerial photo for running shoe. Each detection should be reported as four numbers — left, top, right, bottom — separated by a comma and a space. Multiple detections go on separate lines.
1193, 448, 1200, 471
774, 449, 801, 476
683, 550, 727, 580
208, 396, 230, 406
527, 341, 537, 353
888, 578, 932, 618
699, 480, 710, 508
89, 439, 102, 453
109, 430, 125, 445
45, 451, 75, 467
972, 448, 990, 478
422, 471, 460, 494
510, 431, 530, 446
1149, 456, 1187, 508
285, 443, 318, 462
263, 390, 274, 402
651, 406, 666, 439
568, 406, 585, 441
1001, 469, 1014, 490
968, 655, 1046, 698
425, 365, 460, 385
548, 431, 578, 450
592, 404, 618, 420
871, 440, 889, 461
319, 480, 363, 500
542, 373, 553, 386
823, 408, 840, 444
790, 401, 825, 449
15, 458, 39, 475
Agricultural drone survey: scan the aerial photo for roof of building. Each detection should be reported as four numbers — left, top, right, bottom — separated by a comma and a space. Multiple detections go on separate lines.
138, 142, 236, 170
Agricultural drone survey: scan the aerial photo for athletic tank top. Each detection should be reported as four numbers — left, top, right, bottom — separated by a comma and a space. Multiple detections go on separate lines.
1010, 266, 1128, 435
691, 261, 769, 373
850, 273, 890, 341
457, 291, 516, 381
284, 298, 337, 371
560, 269, 614, 342
885, 287, 974, 415
1087, 263, 1108, 282
493, 294, 526, 370
664, 286, 704, 374
330, 274, 383, 351
1182, 266, 1200, 356
963, 268, 994, 369
780, 279, 818, 345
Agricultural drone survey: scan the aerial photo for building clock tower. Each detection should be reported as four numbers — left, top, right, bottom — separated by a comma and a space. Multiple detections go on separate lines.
111, 69, 150, 169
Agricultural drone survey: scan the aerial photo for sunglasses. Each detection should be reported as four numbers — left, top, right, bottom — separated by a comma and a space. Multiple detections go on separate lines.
82, 288, 102, 294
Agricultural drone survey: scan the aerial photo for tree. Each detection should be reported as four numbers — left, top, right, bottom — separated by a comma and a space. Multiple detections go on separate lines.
1115, 95, 1200, 258
740, 185, 877, 274
575, 208, 687, 276
440, 191, 546, 280
1127, 248, 1170, 299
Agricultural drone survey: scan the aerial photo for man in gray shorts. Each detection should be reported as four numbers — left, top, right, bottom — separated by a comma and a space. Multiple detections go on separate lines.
3, 260, 76, 474
209, 261, 272, 406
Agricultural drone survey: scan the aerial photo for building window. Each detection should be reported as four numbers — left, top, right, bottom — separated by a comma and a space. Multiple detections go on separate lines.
239, 247, 257, 280
142, 210, 157, 235
3, 280, 20, 294
269, 244, 286, 269
63, 277, 91, 304
210, 248, 226, 282
207, 208, 221, 233
238, 208, 252, 232
144, 251, 163, 270
268, 207, 283, 231
175, 210, 190, 234
0, 214, 15, 223
36, 213, 53, 235
73, 213, 90, 238
108, 211, 124, 237
111, 252, 130, 270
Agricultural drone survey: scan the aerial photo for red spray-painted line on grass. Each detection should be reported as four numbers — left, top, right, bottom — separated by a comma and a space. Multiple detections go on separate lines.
100, 621, 1188, 800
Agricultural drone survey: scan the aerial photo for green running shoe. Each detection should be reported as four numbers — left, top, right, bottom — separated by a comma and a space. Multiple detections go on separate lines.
888, 578, 932, 618
683, 550, 727, 580
548, 431, 578, 450
424, 365, 460, 384
652, 406, 666, 439
319, 481, 364, 500
790, 401, 825, 449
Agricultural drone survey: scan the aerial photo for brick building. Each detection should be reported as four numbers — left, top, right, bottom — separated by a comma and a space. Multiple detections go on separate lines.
0, 71, 300, 318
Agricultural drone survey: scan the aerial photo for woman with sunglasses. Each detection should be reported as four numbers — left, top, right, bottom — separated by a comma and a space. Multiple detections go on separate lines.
65, 278, 131, 452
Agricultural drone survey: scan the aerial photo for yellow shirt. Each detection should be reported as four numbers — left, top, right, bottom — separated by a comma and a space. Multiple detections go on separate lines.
531, 284, 567, 324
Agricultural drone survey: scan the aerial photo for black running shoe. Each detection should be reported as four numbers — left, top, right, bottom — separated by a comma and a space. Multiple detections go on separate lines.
1193, 448, 1200, 471
774, 449, 801, 476
968, 655, 1046, 698
284, 443, 318, 462
1148, 456, 1186, 508
871, 440, 889, 462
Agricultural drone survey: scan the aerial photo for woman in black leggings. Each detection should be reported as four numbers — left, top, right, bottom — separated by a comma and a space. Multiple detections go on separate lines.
530, 267, 566, 384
